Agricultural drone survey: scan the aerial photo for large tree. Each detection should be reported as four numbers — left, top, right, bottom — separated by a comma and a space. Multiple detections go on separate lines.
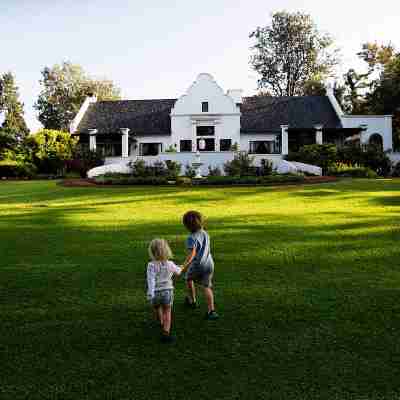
35, 62, 121, 131
249, 11, 339, 96
0, 72, 29, 141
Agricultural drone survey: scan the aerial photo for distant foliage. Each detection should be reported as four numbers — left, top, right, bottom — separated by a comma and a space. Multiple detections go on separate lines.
287, 144, 337, 174
223, 152, 256, 177
327, 162, 378, 178
30, 129, 78, 175
68, 147, 105, 178
337, 144, 391, 176
129, 159, 181, 179
250, 11, 339, 96
208, 166, 222, 176
35, 61, 121, 131
0, 72, 29, 141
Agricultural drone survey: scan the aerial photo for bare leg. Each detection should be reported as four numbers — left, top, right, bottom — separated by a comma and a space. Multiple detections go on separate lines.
203, 287, 215, 313
162, 305, 172, 334
154, 306, 163, 327
187, 280, 197, 303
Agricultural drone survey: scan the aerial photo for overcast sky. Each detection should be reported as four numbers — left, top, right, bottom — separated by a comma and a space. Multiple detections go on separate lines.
1, 0, 399, 131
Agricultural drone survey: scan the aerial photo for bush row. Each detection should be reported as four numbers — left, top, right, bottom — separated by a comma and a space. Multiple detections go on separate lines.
0, 160, 37, 178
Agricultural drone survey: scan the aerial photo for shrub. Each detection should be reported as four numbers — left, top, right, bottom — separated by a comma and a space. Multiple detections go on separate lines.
208, 166, 222, 176
185, 163, 196, 178
196, 174, 304, 186
0, 160, 37, 178
68, 148, 105, 178
287, 144, 337, 175
165, 160, 181, 178
259, 159, 274, 176
94, 174, 169, 185
223, 152, 256, 177
337, 144, 391, 176
328, 162, 378, 178
392, 162, 400, 177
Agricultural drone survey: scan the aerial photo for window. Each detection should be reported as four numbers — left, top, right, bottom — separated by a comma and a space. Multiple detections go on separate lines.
180, 140, 192, 152
249, 141, 276, 154
197, 138, 215, 151
140, 143, 162, 156
202, 102, 209, 112
220, 139, 232, 151
196, 126, 215, 136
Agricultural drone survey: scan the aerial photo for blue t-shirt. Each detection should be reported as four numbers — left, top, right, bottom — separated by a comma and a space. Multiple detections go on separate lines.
186, 229, 212, 269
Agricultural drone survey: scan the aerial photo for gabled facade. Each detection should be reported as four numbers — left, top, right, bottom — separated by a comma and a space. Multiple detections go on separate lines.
71, 73, 393, 171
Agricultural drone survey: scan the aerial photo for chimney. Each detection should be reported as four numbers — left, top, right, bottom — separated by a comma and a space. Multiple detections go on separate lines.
227, 89, 243, 106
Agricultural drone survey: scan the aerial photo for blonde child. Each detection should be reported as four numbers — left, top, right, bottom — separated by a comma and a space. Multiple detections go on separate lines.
146, 238, 188, 343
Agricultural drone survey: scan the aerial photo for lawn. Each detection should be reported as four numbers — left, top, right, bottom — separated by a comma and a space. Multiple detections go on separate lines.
1, 179, 400, 400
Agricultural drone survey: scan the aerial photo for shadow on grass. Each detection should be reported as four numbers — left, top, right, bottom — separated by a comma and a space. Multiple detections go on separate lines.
1, 181, 400, 399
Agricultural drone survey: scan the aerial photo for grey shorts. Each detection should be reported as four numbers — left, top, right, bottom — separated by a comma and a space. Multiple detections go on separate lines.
186, 260, 214, 288
152, 289, 174, 306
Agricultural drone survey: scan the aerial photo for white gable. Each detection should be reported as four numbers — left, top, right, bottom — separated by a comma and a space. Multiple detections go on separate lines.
171, 73, 239, 115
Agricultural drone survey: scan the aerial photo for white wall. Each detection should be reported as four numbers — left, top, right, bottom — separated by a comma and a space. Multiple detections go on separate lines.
341, 115, 393, 151
170, 73, 241, 152
105, 152, 283, 174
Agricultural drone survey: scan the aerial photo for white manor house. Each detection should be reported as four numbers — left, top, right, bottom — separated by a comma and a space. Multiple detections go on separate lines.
70, 73, 393, 175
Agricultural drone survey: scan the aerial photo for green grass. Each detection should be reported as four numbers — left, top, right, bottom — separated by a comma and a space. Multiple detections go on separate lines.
1, 179, 400, 400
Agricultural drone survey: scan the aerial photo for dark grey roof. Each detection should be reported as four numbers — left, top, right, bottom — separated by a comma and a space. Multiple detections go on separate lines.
76, 99, 177, 135
76, 95, 342, 135
240, 96, 342, 133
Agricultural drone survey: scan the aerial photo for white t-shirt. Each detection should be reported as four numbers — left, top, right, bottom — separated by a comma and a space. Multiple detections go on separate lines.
146, 260, 182, 299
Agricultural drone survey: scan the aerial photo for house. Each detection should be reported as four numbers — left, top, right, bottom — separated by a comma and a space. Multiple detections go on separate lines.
70, 73, 393, 174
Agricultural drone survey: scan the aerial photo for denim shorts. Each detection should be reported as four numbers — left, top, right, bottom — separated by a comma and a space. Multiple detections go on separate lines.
186, 259, 214, 288
152, 289, 174, 306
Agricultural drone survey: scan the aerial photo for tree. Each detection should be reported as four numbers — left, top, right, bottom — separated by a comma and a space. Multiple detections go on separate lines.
0, 72, 29, 141
249, 11, 339, 96
35, 62, 121, 131
31, 129, 79, 174
340, 42, 396, 114
365, 53, 400, 149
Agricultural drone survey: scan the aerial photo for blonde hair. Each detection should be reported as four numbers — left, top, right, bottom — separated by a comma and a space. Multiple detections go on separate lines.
148, 238, 173, 261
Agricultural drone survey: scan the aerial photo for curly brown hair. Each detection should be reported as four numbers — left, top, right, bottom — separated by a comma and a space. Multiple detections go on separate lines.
182, 210, 204, 233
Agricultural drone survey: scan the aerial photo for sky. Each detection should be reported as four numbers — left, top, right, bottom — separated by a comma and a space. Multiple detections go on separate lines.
1, 0, 399, 132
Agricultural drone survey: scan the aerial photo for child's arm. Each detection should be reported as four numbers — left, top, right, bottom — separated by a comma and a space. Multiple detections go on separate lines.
146, 263, 156, 301
181, 247, 196, 272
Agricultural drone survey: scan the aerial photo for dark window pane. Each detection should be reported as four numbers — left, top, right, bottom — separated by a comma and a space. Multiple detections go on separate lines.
196, 126, 215, 136
197, 138, 215, 151
249, 141, 278, 154
202, 102, 209, 112
180, 140, 192, 152
220, 139, 232, 151
140, 143, 162, 156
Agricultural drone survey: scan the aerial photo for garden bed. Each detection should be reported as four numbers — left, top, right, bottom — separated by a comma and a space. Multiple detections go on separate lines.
60, 175, 338, 188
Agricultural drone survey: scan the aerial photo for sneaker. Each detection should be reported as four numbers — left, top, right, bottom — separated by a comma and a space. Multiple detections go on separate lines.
160, 334, 176, 344
205, 310, 219, 320
184, 296, 198, 309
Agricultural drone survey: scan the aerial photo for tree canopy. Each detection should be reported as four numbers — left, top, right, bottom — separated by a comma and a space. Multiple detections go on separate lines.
249, 11, 339, 96
0, 72, 29, 141
35, 62, 121, 131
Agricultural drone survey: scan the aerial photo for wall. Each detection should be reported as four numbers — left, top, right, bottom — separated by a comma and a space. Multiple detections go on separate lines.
105, 152, 283, 175
170, 73, 241, 152
341, 115, 393, 151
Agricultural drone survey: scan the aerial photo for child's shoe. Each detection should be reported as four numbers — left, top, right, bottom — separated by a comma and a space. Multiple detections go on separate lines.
184, 296, 198, 309
160, 333, 176, 344
205, 310, 219, 320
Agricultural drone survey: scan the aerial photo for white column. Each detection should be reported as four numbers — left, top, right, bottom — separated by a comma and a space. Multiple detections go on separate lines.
192, 121, 197, 151
359, 124, 369, 147
120, 128, 130, 158
88, 129, 97, 151
281, 125, 289, 155
314, 124, 324, 145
